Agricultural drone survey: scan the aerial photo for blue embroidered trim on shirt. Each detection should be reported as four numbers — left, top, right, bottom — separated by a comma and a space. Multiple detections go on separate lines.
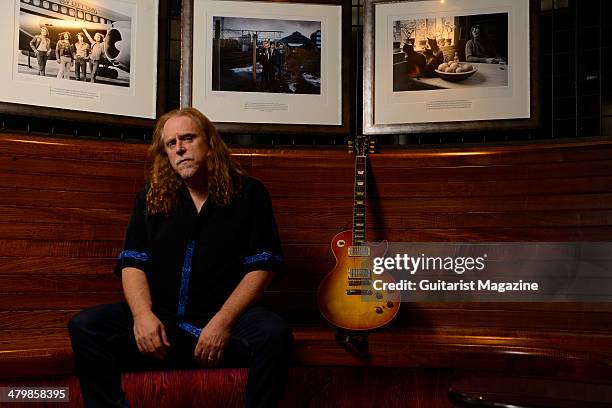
177, 321, 202, 339
118, 250, 149, 262
242, 251, 283, 265
176, 240, 195, 319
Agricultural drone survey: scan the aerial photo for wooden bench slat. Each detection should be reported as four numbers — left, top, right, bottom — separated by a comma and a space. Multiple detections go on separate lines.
0, 257, 116, 275
0, 294, 123, 312
276, 210, 612, 229
0, 205, 130, 225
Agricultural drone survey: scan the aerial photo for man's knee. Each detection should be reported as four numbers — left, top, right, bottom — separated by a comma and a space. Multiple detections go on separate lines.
68, 307, 99, 340
256, 312, 294, 354
67, 303, 128, 341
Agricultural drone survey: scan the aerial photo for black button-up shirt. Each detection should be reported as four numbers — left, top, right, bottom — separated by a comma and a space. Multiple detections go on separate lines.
114, 177, 284, 329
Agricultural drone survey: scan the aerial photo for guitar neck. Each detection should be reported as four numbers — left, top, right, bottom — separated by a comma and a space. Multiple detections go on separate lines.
352, 153, 367, 245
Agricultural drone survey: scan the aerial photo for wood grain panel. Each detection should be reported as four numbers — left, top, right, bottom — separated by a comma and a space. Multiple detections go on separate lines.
0, 134, 252, 167
0, 222, 125, 241
0, 275, 121, 293
267, 177, 612, 198
0, 172, 142, 194
278, 226, 612, 243
261, 291, 612, 331
275, 210, 612, 229
0, 293, 124, 311
0, 134, 149, 162
271, 194, 612, 214
250, 141, 612, 168
0, 188, 135, 210
0, 257, 116, 275
0, 310, 90, 329
0, 240, 122, 258
367, 160, 612, 183
369, 144, 612, 167
0, 154, 148, 179
2, 134, 612, 385
254, 160, 612, 184
0, 205, 130, 225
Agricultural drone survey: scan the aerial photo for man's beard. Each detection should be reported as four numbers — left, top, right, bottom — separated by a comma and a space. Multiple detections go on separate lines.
175, 161, 198, 180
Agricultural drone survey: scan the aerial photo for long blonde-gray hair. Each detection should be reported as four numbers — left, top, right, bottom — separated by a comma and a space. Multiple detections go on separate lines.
146, 108, 246, 215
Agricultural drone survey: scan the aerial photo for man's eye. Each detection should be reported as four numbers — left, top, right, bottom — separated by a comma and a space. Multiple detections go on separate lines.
167, 141, 176, 148
185, 135, 193, 141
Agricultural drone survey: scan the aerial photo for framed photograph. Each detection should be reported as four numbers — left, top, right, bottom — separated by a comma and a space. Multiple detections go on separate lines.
363, 0, 540, 134
184, 0, 351, 135
0, 0, 167, 126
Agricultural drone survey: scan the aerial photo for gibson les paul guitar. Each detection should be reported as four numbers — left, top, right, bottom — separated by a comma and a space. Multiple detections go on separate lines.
317, 136, 400, 332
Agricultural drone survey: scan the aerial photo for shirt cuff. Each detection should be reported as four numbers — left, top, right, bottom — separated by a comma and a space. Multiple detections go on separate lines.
242, 250, 285, 279
113, 250, 151, 276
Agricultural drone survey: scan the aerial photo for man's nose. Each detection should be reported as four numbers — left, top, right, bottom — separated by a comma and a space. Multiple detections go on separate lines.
176, 140, 186, 153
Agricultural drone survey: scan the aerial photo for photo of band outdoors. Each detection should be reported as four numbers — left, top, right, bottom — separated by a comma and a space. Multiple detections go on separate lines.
16, 0, 132, 87
211, 16, 321, 94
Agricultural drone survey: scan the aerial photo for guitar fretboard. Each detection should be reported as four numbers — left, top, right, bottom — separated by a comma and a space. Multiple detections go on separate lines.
352, 154, 367, 245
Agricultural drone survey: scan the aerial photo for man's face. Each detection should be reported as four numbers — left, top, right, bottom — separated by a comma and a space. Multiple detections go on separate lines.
263, 41, 269, 49
63, 33, 69, 41
41, 28, 48, 37
471, 26, 480, 38
77, 34, 83, 42
163, 115, 209, 181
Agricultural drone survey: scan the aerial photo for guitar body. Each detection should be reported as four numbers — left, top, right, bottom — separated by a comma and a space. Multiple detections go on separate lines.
318, 230, 401, 331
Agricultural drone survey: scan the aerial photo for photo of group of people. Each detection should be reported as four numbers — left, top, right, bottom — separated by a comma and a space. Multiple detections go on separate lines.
392, 12, 508, 91
211, 16, 321, 95
16, 0, 132, 88
27, 28, 107, 82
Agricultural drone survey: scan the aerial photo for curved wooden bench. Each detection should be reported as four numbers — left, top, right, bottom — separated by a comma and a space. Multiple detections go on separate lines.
1, 134, 612, 407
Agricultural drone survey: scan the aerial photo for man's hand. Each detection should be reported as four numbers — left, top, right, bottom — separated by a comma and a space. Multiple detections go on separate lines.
194, 315, 231, 367
133, 311, 170, 360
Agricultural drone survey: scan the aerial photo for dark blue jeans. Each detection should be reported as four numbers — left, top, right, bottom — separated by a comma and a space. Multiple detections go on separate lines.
68, 303, 293, 408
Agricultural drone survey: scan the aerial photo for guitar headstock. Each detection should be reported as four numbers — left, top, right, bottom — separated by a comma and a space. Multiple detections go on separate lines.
348, 136, 376, 157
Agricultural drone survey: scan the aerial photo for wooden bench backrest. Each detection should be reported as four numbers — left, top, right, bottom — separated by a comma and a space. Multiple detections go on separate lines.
1, 134, 612, 335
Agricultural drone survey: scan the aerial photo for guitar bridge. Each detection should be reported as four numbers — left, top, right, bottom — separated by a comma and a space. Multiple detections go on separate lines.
346, 289, 373, 295
348, 279, 372, 286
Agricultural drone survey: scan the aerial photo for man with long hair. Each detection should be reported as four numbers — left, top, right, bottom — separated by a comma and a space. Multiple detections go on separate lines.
68, 108, 292, 408
29, 26, 52, 76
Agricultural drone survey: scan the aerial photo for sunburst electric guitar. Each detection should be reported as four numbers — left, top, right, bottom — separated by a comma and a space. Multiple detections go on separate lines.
317, 136, 400, 332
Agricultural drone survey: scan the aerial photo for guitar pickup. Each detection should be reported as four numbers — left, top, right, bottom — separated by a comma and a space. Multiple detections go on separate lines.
348, 246, 371, 257
346, 289, 373, 295
348, 268, 371, 279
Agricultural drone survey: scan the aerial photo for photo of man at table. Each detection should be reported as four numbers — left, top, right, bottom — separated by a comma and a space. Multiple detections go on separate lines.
392, 12, 508, 92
